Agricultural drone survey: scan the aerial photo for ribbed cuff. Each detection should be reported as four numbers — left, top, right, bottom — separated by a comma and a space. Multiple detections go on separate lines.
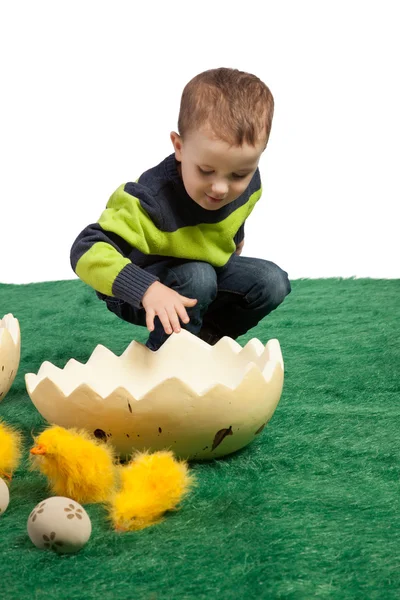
112, 263, 159, 308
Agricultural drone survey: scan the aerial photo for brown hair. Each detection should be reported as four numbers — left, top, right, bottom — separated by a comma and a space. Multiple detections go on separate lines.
177, 67, 274, 147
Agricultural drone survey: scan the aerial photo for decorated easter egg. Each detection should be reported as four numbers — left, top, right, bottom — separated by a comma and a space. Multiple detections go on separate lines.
27, 496, 91, 554
0, 478, 10, 515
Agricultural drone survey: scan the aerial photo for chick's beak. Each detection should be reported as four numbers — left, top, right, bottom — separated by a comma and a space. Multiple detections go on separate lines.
30, 443, 47, 456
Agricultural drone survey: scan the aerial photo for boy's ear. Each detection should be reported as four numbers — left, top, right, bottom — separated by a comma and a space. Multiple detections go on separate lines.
170, 131, 183, 161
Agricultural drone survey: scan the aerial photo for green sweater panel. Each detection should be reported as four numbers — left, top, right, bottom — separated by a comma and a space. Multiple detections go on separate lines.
97, 184, 261, 267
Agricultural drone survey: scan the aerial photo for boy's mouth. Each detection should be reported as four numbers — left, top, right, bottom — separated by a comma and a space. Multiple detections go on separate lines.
206, 194, 225, 203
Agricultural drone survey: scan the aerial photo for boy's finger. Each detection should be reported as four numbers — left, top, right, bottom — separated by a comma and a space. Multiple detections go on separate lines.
175, 305, 190, 324
157, 311, 173, 335
166, 309, 181, 333
181, 296, 197, 306
146, 310, 155, 332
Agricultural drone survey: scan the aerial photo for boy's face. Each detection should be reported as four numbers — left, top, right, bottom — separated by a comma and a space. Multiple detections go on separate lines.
170, 126, 266, 211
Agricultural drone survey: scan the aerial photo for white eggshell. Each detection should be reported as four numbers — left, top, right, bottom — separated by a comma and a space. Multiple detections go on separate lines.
0, 313, 21, 403
25, 329, 284, 460
0, 478, 10, 515
27, 496, 91, 554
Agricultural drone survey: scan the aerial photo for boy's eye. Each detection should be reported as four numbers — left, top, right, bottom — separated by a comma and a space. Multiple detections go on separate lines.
198, 167, 249, 179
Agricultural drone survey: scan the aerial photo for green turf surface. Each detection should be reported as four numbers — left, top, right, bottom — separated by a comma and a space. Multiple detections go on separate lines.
0, 278, 399, 599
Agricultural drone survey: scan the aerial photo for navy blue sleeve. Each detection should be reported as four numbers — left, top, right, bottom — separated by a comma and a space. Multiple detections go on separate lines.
234, 223, 245, 245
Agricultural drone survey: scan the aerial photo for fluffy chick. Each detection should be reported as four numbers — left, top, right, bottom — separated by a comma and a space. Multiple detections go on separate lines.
0, 420, 22, 480
109, 450, 194, 532
30, 425, 117, 503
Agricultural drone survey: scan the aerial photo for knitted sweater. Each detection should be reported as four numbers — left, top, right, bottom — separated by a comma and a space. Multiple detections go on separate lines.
70, 153, 262, 308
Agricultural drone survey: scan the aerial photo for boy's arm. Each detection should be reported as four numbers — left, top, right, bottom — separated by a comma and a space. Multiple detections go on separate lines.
71, 183, 166, 308
235, 239, 245, 255
234, 222, 245, 255
71, 222, 198, 334
70, 223, 159, 308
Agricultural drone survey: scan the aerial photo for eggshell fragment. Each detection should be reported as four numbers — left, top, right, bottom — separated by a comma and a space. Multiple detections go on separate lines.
0, 314, 21, 403
0, 478, 10, 515
27, 496, 91, 554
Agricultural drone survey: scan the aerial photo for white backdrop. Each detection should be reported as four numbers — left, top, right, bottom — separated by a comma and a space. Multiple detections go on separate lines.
1, 0, 398, 284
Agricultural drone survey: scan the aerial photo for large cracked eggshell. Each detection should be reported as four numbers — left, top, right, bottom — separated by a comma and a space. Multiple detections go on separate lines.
25, 330, 284, 460
0, 314, 21, 403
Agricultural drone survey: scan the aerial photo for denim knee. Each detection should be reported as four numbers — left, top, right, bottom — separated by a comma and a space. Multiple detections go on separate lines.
266, 265, 291, 307
245, 261, 291, 309
169, 261, 218, 308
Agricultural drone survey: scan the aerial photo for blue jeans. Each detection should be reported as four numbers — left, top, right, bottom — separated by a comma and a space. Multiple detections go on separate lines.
102, 255, 291, 350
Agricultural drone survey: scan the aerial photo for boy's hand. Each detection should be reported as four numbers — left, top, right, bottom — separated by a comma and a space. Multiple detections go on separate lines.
141, 281, 198, 335
235, 239, 245, 255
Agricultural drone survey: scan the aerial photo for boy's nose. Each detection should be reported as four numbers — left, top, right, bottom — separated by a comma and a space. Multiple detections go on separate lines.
211, 182, 229, 198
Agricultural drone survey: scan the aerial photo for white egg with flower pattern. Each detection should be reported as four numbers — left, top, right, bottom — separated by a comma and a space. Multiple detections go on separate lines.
0, 478, 10, 515
27, 496, 92, 554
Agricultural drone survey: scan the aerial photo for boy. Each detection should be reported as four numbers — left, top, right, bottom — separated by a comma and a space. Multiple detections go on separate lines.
70, 68, 291, 350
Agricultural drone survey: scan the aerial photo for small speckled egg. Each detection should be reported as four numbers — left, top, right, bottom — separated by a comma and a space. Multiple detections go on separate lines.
0, 478, 10, 515
27, 496, 92, 554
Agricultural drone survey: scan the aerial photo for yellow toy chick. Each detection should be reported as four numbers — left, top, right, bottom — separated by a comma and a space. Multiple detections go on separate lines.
30, 425, 195, 531
0, 420, 22, 481
109, 450, 194, 532
30, 425, 117, 503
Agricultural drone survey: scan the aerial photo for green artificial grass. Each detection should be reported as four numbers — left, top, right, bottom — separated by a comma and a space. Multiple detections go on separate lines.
0, 278, 399, 599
